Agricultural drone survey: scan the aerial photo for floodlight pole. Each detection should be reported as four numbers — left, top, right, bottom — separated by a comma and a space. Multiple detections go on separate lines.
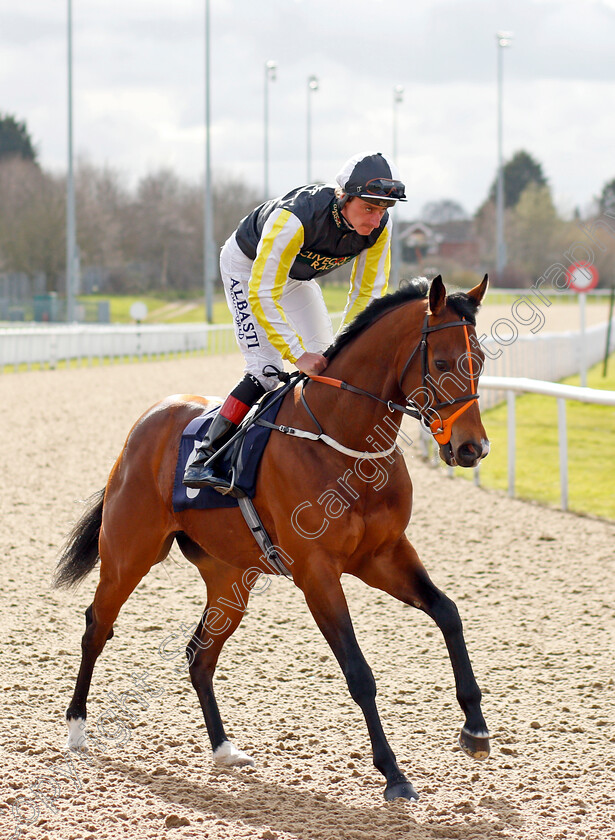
496, 31, 513, 281
391, 84, 404, 289
307, 75, 319, 182
264, 60, 277, 201
203, 0, 215, 323
66, 0, 77, 322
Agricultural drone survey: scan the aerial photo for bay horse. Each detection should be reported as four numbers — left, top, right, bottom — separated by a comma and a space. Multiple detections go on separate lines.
56, 275, 491, 802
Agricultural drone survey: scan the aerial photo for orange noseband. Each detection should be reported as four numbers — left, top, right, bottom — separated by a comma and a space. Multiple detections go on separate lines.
429, 323, 478, 445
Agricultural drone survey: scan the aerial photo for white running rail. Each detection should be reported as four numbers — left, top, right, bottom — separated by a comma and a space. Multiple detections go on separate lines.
1, 318, 611, 382
417, 375, 615, 511
0, 323, 237, 370
422, 376, 614, 512
478, 376, 615, 511
0, 313, 347, 370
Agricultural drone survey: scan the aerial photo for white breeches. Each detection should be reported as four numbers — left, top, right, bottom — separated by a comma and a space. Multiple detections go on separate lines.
220, 233, 334, 390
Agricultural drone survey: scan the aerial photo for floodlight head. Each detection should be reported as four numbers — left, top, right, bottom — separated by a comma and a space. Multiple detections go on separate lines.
496, 30, 514, 47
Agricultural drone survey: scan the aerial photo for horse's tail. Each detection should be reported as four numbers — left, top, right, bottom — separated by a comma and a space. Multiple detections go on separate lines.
54, 489, 105, 589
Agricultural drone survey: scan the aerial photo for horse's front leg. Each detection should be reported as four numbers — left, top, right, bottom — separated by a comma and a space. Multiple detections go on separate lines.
353, 536, 490, 760
296, 561, 419, 802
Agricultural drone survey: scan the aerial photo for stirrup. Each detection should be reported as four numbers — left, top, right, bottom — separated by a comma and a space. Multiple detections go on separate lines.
184, 468, 245, 499
210, 473, 246, 499
183, 459, 220, 489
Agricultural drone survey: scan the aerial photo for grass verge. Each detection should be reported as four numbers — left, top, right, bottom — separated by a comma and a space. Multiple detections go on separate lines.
465, 354, 615, 519
77, 286, 352, 325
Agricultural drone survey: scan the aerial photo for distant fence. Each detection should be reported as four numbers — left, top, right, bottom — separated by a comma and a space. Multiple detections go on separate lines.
0, 314, 347, 371
0, 312, 613, 382
484, 287, 611, 299
0, 323, 237, 370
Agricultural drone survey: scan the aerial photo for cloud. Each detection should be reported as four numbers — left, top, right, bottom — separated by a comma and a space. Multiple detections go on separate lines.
1, 0, 614, 216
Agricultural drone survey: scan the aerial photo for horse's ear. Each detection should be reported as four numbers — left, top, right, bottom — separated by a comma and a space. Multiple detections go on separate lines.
429, 275, 446, 315
467, 274, 489, 307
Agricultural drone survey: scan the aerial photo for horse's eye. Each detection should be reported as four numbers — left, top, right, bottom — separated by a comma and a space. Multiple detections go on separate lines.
434, 360, 449, 372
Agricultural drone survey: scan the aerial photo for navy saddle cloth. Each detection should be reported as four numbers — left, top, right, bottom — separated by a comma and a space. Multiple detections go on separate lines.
172, 395, 282, 511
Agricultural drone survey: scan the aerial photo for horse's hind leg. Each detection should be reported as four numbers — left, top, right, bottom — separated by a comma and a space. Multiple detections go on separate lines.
354, 536, 490, 760
66, 524, 175, 751
184, 560, 255, 768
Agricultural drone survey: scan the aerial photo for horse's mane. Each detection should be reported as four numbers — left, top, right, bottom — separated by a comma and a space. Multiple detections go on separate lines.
328, 277, 479, 361
446, 291, 479, 326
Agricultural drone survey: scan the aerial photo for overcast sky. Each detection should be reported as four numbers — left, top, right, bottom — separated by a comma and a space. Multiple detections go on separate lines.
2, 0, 614, 220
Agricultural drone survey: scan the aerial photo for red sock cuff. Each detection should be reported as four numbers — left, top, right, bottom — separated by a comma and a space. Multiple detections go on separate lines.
219, 395, 251, 424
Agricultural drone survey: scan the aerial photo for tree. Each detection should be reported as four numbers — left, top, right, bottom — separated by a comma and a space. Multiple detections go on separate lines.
0, 157, 64, 290
506, 183, 564, 280
473, 198, 496, 265
0, 114, 37, 162
212, 173, 262, 253
75, 159, 128, 276
0, 152, 270, 296
597, 177, 615, 215
420, 199, 468, 224
488, 150, 548, 209
119, 168, 196, 292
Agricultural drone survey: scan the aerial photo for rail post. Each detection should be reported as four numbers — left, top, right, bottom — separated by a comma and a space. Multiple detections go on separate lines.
507, 389, 516, 497
557, 397, 568, 511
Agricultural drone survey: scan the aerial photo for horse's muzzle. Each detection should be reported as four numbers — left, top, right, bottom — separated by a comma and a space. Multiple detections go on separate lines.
440, 438, 490, 468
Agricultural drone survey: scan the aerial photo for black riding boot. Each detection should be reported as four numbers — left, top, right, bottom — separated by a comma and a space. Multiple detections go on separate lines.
182, 411, 237, 492
182, 374, 265, 492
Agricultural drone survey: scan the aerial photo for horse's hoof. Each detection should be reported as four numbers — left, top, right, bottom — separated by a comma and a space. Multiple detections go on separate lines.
66, 717, 88, 752
384, 780, 419, 802
459, 726, 491, 760
213, 740, 255, 768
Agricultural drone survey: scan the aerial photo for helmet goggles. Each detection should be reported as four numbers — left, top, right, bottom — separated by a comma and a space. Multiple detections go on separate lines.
335, 151, 407, 206
344, 178, 407, 206
361, 178, 406, 200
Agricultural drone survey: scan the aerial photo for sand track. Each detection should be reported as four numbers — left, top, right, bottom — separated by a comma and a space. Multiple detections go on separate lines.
1, 354, 613, 840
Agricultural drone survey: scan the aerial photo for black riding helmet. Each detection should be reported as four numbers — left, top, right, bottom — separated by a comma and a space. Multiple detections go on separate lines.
335, 151, 407, 208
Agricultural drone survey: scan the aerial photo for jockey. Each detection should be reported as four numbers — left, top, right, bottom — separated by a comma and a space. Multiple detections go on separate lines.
183, 150, 407, 492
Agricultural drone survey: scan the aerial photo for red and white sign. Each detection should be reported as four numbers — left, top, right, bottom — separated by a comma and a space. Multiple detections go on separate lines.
566, 262, 599, 292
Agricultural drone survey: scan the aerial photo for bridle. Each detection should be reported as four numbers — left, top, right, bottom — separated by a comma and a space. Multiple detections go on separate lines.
307, 311, 479, 447
398, 312, 479, 444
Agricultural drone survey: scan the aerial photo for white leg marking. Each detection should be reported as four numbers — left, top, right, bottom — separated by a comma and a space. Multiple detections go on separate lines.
462, 726, 490, 739
213, 740, 255, 767
66, 717, 88, 752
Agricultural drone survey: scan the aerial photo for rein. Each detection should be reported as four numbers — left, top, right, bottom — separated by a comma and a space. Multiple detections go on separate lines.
256, 378, 398, 460
258, 311, 479, 457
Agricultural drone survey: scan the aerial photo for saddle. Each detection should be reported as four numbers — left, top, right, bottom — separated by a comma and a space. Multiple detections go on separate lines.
172, 384, 294, 579
172, 392, 282, 512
